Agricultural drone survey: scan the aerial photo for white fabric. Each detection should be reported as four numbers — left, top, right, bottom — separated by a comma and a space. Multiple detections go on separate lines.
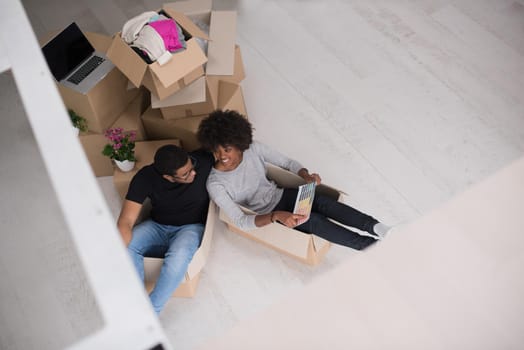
122, 11, 158, 44
132, 25, 167, 62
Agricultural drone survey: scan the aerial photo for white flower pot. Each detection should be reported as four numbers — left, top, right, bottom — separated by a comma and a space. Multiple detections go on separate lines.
72, 126, 80, 136
115, 160, 135, 172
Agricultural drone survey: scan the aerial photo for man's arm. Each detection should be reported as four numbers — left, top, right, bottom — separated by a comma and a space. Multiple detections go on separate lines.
117, 200, 143, 246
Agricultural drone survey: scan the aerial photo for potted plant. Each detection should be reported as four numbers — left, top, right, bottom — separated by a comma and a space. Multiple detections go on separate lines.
102, 128, 137, 172
68, 109, 88, 134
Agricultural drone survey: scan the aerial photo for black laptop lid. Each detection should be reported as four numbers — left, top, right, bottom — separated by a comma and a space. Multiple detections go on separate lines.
42, 23, 95, 81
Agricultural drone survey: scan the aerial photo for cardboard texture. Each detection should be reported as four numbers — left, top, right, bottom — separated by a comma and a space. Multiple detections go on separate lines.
154, 76, 220, 119
206, 11, 237, 75
165, 1, 244, 82
214, 45, 246, 84
111, 88, 149, 141
106, 6, 209, 99
141, 107, 206, 151
79, 133, 113, 177
144, 200, 217, 298
53, 32, 139, 134
113, 139, 181, 199
219, 164, 345, 265
217, 81, 248, 117
78, 91, 149, 177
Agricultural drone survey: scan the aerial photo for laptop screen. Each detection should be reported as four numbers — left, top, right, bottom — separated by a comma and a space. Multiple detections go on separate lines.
42, 23, 95, 81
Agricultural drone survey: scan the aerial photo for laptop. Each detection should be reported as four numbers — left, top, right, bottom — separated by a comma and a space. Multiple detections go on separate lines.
293, 182, 316, 225
42, 22, 114, 94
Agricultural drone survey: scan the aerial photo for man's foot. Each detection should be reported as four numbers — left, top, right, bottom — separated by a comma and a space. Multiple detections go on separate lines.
373, 222, 392, 240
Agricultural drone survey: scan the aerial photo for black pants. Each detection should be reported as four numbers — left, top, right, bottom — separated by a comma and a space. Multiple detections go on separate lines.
273, 188, 379, 251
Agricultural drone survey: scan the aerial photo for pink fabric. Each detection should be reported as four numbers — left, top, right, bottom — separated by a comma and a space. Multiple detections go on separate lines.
148, 19, 184, 52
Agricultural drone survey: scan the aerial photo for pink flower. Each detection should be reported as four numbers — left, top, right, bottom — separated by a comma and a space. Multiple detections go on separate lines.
113, 143, 122, 150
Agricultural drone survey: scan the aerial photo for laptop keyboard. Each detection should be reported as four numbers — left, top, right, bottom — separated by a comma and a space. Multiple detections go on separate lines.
67, 56, 105, 85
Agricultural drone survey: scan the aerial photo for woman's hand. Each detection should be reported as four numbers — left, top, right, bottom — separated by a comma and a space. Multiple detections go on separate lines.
273, 211, 306, 228
298, 168, 322, 185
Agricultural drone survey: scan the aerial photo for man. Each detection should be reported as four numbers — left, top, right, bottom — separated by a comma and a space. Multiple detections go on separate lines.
117, 144, 213, 314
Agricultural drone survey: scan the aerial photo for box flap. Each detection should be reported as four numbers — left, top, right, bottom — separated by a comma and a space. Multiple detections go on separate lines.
218, 81, 247, 116
149, 39, 207, 88
163, 6, 210, 40
151, 76, 206, 108
186, 200, 216, 278
164, 0, 212, 16
107, 34, 147, 88
219, 208, 311, 258
311, 235, 329, 252
206, 11, 237, 75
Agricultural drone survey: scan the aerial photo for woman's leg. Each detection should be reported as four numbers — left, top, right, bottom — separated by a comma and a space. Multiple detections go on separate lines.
296, 212, 377, 250
274, 188, 378, 250
312, 194, 379, 236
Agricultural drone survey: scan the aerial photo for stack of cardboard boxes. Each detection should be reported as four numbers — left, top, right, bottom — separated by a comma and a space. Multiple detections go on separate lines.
48, 0, 338, 298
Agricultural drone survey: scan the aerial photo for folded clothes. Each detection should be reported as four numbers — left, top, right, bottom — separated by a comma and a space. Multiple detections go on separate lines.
132, 25, 170, 62
149, 19, 186, 53
122, 11, 158, 44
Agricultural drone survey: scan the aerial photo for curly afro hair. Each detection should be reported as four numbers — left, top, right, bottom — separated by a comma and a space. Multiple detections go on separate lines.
197, 109, 253, 152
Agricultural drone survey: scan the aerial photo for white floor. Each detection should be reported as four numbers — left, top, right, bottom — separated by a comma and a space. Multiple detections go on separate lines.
7, 0, 524, 349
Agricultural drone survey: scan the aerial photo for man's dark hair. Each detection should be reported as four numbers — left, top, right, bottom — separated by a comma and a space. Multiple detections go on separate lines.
153, 144, 188, 175
197, 109, 253, 152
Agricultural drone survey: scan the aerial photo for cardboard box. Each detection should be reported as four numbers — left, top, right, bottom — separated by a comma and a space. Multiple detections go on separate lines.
48, 32, 140, 134
111, 88, 149, 141
165, 1, 239, 77
217, 81, 248, 117
78, 91, 149, 177
107, 6, 209, 100
79, 133, 113, 177
213, 45, 246, 85
152, 76, 220, 119
141, 107, 206, 151
219, 164, 344, 265
113, 139, 181, 199
144, 200, 217, 298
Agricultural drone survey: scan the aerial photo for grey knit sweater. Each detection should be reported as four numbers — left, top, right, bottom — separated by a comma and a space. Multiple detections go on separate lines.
206, 141, 304, 230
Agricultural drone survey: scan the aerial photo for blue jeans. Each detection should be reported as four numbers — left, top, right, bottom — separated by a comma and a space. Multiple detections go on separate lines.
274, 189, 379, 250
127, 220, 204, 314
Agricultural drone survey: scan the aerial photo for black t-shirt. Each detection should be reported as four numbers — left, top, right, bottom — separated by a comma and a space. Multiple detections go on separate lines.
126, 149, 214, 226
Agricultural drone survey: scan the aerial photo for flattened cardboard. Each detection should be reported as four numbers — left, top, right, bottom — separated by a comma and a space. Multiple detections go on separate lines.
113, 139, 181, 200
144, 200, 217, 298
165, 1, 240, 78
141, 107, 206, 151
206, 11, 237, 75
106, 7, 209, 98
219, 164, 343, 265
155, 77, 220, 119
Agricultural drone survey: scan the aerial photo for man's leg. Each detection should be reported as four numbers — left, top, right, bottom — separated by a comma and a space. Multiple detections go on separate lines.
127, 220, 168, 282
149, 223, 204, 314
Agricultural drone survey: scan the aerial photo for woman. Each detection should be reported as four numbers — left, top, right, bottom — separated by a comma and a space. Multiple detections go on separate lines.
197, 110, 391, 251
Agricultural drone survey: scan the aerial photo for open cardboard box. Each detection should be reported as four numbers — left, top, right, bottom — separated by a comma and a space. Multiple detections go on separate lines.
143, 200, 217, 298
165, 0, 243, 82
219, 164, 345, 265
113, 139, 181, 200
79, 91, 148, 177
107, 6, 209, 100
41, 31, 140, 134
